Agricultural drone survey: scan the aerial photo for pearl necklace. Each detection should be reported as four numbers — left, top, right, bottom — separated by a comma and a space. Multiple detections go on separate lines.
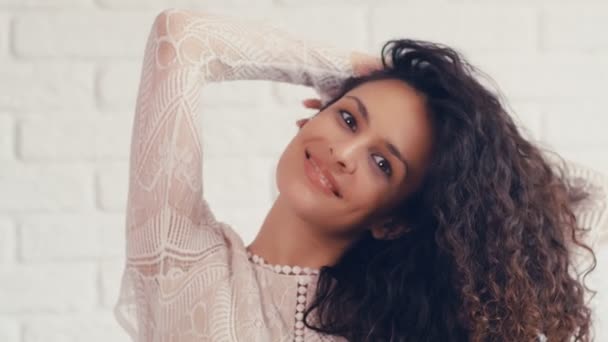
246, 248, 319, 341
246, 249, 320, 276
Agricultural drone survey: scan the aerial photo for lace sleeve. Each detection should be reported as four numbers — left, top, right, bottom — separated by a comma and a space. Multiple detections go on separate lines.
123, 8, 353, 272
114, 9, 354, 340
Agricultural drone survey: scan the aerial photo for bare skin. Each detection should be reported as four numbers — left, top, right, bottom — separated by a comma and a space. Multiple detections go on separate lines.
246, 57, 435, 269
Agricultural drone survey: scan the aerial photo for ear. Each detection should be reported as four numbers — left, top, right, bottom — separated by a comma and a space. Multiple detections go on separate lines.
370, 217, 410, 240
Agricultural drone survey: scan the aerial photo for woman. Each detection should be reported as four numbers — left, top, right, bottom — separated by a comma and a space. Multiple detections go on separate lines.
114, 8, 607, 342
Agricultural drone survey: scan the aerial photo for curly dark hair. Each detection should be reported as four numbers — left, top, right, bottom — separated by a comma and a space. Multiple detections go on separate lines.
302, 39, 597, 342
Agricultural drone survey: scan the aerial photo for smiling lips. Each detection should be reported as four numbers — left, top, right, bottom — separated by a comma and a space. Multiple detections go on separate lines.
305, 149, 341, 198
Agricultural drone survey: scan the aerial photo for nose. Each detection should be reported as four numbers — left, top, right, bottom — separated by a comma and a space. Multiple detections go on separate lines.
330, 144, 357, 174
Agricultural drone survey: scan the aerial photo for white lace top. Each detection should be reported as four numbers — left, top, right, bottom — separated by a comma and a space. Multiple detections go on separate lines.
113, 8, 352, 342
113, 8, 608, 342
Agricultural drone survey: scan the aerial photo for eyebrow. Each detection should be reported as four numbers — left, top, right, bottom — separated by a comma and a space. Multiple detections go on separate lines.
344, 95, 410, 173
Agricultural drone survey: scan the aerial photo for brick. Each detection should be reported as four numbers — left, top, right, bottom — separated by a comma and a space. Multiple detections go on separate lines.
176, 6, 367, 50
19, 115, 131, 160
0, 317, 19, 342
0, 218, 16, 264
505, 100, 543, 142
278, 0, 404, 3
97, 0, 272, 10
541, 5, 608, 51
98, 214, 125, 258
540, 102, 608, 149
100, 259, 125, 308
202, 156, 276, 208
0, 263, 96, 313
201, 106, 300, 157
246, 7, 367, 51
0, 162, 92, 212
553, 148, 608, 176
452, 0, 605, 2
19, 214, 103, 261
22, 312, 130, 342
0, 14, 7, 61
13, 11, 155, 58
96, 162, 128, 211
96, 63, 141, 110
0, 62, 94, 111
273, 82, 323, 107
0, 0, 93, 8
370, 4, 538, 53
19, 212, 124, 261
0, 114, 14, 160
470, 53, 608, 100
97, 64, 274, 110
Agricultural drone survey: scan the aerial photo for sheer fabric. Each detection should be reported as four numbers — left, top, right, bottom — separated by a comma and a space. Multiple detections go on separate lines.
113, 8, 608, 342
114, 8, 352, 342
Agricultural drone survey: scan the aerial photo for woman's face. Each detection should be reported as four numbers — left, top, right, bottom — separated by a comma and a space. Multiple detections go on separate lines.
275, 78, 435, 236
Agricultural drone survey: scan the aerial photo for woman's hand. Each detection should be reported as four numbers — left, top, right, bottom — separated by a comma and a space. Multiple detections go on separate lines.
297, 52, 382, 128
302, 98, 322, 110
299, 51, 383, 111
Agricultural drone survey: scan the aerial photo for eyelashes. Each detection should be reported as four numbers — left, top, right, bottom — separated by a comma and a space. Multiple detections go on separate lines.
340, 109, 358, 132
338, 110, 392, 177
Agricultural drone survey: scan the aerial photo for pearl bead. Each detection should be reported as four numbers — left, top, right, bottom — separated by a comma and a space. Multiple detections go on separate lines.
246, 250, 320, 276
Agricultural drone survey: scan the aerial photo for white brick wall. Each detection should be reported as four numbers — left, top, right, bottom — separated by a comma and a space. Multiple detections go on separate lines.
0, 1, 606, 341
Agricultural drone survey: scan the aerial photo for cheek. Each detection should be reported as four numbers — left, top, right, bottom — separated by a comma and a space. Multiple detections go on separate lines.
359, 181, 386, 209
349, 170, 387, 209
275, 139, 302, 190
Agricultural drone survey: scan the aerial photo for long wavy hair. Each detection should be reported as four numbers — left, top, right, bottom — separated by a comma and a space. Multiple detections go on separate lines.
302, 39, 597, 341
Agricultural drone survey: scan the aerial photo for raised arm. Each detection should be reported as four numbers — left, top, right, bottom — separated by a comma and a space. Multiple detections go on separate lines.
124, 8, 355, 267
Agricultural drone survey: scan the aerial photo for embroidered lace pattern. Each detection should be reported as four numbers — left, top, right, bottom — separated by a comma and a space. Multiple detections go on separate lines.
246, 249, 321, 341
114, 7, 352, 342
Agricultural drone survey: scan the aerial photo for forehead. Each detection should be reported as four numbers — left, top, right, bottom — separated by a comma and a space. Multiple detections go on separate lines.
345, 78, 428, 121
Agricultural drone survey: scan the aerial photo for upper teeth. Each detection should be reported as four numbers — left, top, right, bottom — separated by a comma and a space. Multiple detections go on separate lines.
310, 159, 334, 190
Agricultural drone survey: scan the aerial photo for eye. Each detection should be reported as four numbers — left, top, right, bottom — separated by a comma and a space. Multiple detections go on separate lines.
339, 110, 357, 131
373, 154, 392, 176
339, 109, 393, 178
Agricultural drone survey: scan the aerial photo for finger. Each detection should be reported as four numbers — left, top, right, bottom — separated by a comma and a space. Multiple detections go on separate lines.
302, 98, 321, 108
302, 98, 322, 109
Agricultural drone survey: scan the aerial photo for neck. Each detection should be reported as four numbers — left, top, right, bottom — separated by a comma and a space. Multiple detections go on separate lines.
246, 193, 356, 269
